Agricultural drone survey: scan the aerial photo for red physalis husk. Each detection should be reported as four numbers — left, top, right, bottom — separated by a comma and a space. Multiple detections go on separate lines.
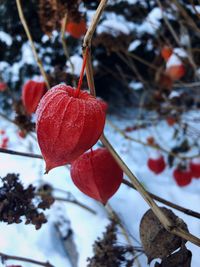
147, 155, 166, 175
173, 168, 192, 186
70, 148, 123, 204
36, 84, 107, 173
161, 46, 173, 61
0, 81, 7, 92
189, 159, 200, 179
66, 18, 87, 39
165, 64, 185, 80
22, 80, 47, 114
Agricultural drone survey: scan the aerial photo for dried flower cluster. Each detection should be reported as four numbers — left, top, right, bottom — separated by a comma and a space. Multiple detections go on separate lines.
87, 220, 136, 267
38, 0, 80, 36
0, 173, 54, 229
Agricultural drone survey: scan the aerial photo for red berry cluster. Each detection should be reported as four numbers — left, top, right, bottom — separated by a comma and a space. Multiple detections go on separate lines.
147, 152, 200, 187
0, 130, 9, 149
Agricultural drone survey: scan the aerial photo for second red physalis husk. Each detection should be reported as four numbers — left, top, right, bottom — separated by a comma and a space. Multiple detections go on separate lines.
70, 148, 123, 204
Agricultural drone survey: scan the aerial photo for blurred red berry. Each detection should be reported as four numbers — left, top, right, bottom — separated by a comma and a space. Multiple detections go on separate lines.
173, 168, 192, 186
166, 117, 176, 126
18, 130, 26, 139
1, 137, 9, 148
0, 81, 7, 91
66, 18, 87, 39
161, 46, 173, 61
147, 155, 166, 174
147, 136, 155, 145
0, 129, 5, 135
165, 64, 185, 80
189, 160, 200, 179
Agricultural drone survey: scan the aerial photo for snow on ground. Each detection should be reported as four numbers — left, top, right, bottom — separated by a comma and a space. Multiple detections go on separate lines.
0, 109, 199, 267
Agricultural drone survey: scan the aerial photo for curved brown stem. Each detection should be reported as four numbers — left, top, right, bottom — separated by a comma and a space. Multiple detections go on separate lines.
0, 252, 54, 267
0, 148, 42, 159
16, 0, 50, 89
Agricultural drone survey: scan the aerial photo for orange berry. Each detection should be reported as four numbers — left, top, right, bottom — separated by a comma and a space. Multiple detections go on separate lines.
161, 46, 173, 61
165, 65, 185, 80
66, 18, 87, 39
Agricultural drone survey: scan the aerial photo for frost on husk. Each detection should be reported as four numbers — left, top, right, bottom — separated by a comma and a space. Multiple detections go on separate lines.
36, 84, 106, 172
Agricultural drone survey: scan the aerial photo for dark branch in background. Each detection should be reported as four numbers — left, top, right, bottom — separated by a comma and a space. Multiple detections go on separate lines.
0, 251, 54, 267
0, 148, 199, 220
122, 179, 200, 219
0, 148, 43, 159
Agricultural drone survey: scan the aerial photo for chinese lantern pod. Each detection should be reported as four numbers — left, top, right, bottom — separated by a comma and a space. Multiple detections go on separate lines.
22, 80, 47, 114
161, 46, 173, 61
173, 168, 192, 186
36, 84, 107, 173
165, 65, 185, 80
189, 161, 200, 178
70, 148, 123, 204
147, 155, 166, 175
0, 82, 7, 92
66, 18, 87, 39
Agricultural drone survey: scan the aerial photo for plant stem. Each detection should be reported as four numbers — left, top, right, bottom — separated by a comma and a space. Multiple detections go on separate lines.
0, 148, 42, 159
36, 192, 96, 215
107, 119, 200, 160
122, 179, 200, 219
15, 0, 50, 89
0, 252, 54, 267
61, 13, 75, 85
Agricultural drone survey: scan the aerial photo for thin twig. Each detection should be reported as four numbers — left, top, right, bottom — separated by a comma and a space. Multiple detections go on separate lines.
36, 192, 96, 214
0, 148, 42, 159
81, 0, 200, 247
122, 179, 200, 219
16, 0, 50, 89
0, 252, 54, 267
61, 13, 75, 84
106, 204, 142, 267
107, 119, 200, 160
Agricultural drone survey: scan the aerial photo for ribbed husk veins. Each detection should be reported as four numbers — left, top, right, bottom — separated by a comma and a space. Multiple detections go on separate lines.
36, 84, 107, 172
70, 148, 123, 204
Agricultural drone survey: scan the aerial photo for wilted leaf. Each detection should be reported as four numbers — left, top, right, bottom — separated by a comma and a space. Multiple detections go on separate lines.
140, 207, 188, 263
154, 245, 192, 267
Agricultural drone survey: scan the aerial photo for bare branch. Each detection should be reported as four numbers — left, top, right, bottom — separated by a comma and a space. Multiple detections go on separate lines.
0, 252, 54, 267
16, 0, 50, 89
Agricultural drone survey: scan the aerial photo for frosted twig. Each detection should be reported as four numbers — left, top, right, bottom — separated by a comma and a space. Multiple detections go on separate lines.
16, 0, 50, 89
61, 13, 75, 84
107, 119, 200, 160
0, 252, 54, 267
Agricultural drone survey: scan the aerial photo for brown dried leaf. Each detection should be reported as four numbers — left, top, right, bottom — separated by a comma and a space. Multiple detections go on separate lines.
154, 245, 192, 267
140, 207, 188, 263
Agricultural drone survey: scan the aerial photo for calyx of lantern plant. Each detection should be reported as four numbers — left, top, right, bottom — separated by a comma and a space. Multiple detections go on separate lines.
36, 84, 107, 173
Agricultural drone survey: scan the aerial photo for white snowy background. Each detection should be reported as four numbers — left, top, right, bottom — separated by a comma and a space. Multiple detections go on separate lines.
0, 109, 199, 267
0, 1, 200, 266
